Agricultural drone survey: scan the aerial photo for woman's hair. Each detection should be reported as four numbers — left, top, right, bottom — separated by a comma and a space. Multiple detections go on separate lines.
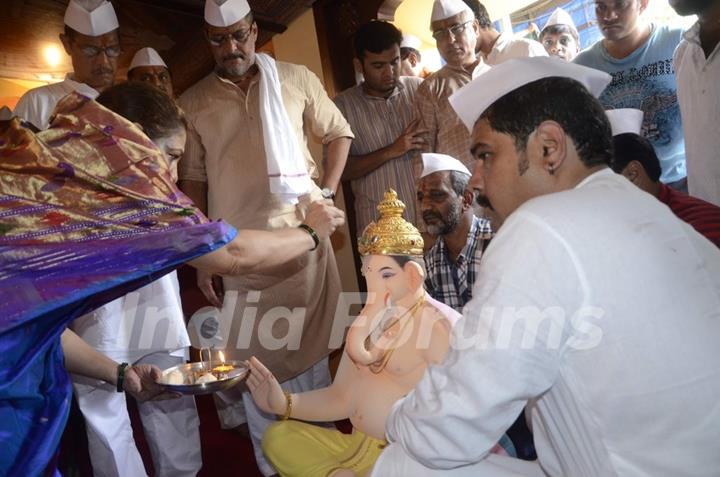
95, 81, 186, 141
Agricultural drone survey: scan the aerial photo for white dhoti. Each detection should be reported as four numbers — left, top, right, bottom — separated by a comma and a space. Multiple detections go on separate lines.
72, 352, 202, 477
70, 272, 201, 477
371, 443, 544, 477
214, 356, 331, 476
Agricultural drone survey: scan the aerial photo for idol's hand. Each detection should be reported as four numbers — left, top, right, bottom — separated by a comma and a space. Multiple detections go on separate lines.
246, 356, 286, 416
198, 269, 224, 307
303, 200, 345, 240
124, 364, 180, 402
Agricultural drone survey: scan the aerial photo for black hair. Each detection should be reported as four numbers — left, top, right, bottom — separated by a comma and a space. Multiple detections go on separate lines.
353, 21, 403, 60
481, 77, 612, 169
540, 24, 580, 44
448, 170, 470, 196
96, 82, 186, 141
461, 0, 493, 28
400, 47, 422, 62
610, 133, 662, 182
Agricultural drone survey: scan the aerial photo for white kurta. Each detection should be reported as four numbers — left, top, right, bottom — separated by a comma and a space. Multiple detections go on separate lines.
674, 22, 720, 206
71, 272, 191, 362
378, 169, 720, 476
13, 74, 99, 130
485, 32, 548, 66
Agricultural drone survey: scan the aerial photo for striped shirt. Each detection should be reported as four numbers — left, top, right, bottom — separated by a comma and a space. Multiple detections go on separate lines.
424, 215, 493, 311
658, 183, 720, 248
334, 76, 422, 234
415, 62, 489, 171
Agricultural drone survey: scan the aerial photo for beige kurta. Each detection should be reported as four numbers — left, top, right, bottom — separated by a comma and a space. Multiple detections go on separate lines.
179, 62, 353, 382
415, 62, 489, 169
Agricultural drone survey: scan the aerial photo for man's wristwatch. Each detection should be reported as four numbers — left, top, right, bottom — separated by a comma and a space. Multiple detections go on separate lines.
321, 187, 335, 200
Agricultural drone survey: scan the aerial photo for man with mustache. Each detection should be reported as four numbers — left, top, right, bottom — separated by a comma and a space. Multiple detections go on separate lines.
371, 56, 720, 477
574, 0, 687, 192
14, 0, 120, 130
335, 21, 425, 242
418, 153, 492, 312
671, 0, 720, 206
178, 0, 353, 474
415, 0, 489, 178
127, 47, 174, 98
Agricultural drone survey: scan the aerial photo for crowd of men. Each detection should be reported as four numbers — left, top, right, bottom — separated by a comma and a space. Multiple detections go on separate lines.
8, 0, 720, 475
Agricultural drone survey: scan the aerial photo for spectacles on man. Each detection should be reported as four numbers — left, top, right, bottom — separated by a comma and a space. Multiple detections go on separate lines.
76, 44, 122, 58
207, 28, 253, 47
432, 20, 474, 41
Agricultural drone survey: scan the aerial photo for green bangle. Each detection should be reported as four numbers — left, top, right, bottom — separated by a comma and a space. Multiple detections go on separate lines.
116, 362, 129, 393
298, 223, 320, 251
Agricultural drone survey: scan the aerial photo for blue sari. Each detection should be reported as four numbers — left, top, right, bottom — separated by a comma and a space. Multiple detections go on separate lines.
0, 95, 235, 475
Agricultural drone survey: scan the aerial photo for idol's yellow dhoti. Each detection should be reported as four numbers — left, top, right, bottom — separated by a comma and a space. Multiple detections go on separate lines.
262, 421, 386, 477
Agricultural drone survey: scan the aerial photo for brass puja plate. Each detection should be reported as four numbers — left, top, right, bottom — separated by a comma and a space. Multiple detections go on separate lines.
157, 360, 249, 395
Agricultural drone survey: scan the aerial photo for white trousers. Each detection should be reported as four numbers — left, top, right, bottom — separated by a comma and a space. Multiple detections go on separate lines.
72, 353, 202, 477
214, 357, 332, 476
370, 443, 545, 477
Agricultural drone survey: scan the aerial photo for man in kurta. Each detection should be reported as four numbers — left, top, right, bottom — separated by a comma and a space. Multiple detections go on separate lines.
14, 0, 120, 130
371, 57, 720, 477
416, 0, 489, 175
335, 21, 424, 239
178, 1, 353, 474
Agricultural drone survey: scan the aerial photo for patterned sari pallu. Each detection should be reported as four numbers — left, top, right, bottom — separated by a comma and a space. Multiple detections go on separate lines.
0, 94, 235, 476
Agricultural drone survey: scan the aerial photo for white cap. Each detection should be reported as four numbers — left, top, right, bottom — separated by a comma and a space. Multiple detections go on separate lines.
129, 47, 168, 71
606, 109, 644, 136
431, 0, 473, 25
0, 106, 12, 121
542, 8, 577, 33
204, 0, 251, 27
64, 0, 119, 37
401, 34, 422, 51
421, 153, 471, 178
449, 57, 612, 132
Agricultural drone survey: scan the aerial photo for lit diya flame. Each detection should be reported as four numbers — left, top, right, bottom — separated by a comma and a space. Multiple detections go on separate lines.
212, 351, 234, 373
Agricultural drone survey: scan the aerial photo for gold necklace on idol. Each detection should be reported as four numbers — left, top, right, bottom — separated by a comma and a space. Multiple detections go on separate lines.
368, 293, 426, 374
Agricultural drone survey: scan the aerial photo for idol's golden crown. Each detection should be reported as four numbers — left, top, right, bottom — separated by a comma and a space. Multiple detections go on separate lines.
358, 189, 423, 257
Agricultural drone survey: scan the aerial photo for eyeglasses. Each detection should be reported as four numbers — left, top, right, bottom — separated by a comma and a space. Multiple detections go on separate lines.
76, 44, 122, 58
432, 21, 473, 41
207, 28, 253, 47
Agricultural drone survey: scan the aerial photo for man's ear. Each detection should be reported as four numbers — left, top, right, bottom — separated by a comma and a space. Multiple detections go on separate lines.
638, 0, 649, 14
403, 260, 426, 290
534, 120, 567, 174
462, 187, 474, 210
621, 161, 642, 184
353, 57, 363, 75
60, 33, 72, 56
410, 52, 419, 67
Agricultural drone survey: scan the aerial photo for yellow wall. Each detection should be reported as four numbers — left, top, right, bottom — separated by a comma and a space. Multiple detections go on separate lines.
0, 77, 49, 110
273, 9, 360, 294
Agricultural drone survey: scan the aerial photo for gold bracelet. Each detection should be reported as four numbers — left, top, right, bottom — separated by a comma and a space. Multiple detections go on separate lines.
281, 391, 293, 420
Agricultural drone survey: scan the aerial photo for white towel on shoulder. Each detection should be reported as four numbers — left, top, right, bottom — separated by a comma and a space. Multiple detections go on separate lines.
255, 53, 313, 204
